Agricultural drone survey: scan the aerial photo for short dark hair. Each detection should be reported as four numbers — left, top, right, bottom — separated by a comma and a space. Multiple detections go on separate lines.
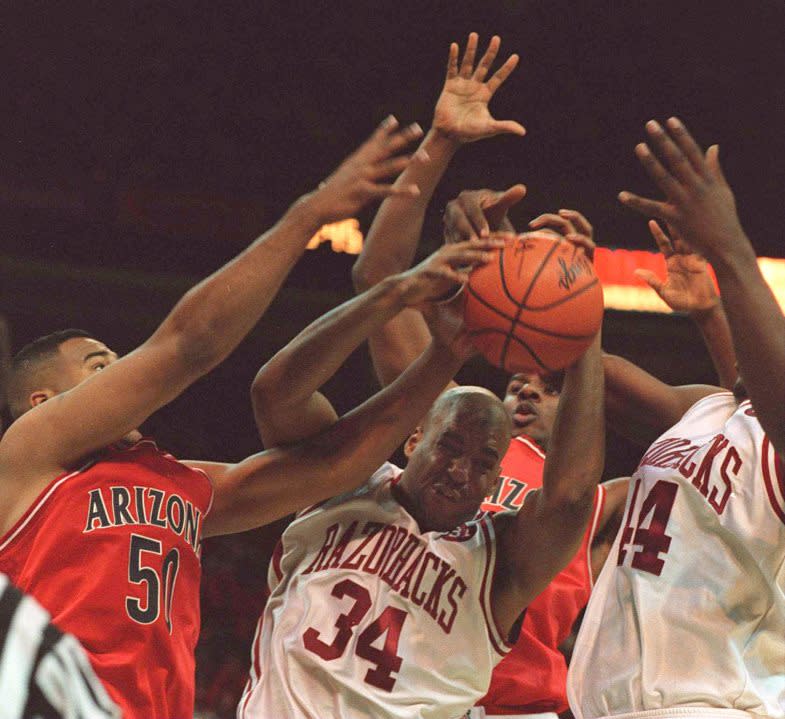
7, 329, 94, 419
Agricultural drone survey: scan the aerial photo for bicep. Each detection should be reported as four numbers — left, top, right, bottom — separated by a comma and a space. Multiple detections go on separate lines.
253, 391, 339, 448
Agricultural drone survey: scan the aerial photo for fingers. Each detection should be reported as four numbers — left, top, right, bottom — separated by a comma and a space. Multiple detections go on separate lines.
558, 209, 593, 238
490, 118, 526, 137
647, 220, 674, 257
634, 142, 685, 200
644, 120, 699, 187
617, 190, 673, 221
487, 53, 520, 95
379, 122, 424, 156
369, 147, 428, 181
564, 234, 595, 260
444, 204, 482, 243
484, 184, 526, 229
459, 32, 479, 78
529, 212, 576, 236
664, 117, 708, 177
444, 194, 491, 241
446, 42, 459, 80
473, 35, 500, 82
634, 268, 665, 295
705, 144, 728, 186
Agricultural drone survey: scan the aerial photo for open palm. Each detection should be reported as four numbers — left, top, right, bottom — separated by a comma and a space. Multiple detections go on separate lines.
636, 220, 719, 312
433, 33, 525, 144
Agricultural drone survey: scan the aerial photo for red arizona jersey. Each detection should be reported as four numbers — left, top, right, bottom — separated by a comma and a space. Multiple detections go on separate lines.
478, 435, 606, 714
0, 439, 213, 719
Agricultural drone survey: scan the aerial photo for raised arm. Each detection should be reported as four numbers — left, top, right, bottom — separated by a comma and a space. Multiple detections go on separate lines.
251, 237, 502, 448
352, 33, 524, 387
620, 118, 785, 454
0, 119, 423, 481
201, 326, 477, 537
492, 334, 605, 636
637, 220, 737, 389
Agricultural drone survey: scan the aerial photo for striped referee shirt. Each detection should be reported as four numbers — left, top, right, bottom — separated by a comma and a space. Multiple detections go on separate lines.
0, 572, 120, 719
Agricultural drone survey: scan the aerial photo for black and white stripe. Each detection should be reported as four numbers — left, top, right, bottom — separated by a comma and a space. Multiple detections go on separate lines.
0, 573, 120, 719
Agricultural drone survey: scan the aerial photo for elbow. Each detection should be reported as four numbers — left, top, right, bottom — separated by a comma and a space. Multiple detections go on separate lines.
251, 365, 281, 413
352, 256, 402, 294
351, 258, 375, 294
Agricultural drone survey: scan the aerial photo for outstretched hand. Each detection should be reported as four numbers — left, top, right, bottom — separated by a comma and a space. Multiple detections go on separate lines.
618, 118, 748, 264
432, 33, 525, 144
443, 185, 527, 242
308, 116, 426, 224
528, 208, 596, 260
635, 220, 719, 313
398, 236, 505, 307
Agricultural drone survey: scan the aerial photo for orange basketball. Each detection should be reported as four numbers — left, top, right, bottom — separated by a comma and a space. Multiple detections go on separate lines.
464, 232, 603, 373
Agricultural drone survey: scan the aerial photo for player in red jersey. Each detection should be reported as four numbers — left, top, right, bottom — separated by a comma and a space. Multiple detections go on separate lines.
0, 120, 496, 718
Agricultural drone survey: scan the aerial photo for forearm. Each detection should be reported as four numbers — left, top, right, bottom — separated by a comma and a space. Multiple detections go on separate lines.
311, 339, 462, 482
153, 197, 323, 372
253, 274, 414, 411
710, 243, 785, 449
353, 130, 459, 289
543, 337, 605, 507
691, 302, 738, 389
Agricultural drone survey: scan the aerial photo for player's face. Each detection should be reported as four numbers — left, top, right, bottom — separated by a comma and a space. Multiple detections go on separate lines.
502, 372, 560, 448
56, 337, 119, 390
402, 407, 507, 532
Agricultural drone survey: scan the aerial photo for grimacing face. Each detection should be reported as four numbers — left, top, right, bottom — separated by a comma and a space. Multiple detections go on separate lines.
398, 397, 510, 532
502, 372, 560, 448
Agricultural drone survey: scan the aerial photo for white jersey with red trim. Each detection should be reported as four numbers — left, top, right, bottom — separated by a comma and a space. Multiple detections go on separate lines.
568, 392, 785, 719
239, 462, 511, 719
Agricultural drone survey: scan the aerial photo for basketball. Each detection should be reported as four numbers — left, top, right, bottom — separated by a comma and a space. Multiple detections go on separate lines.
464, 232, 604, 373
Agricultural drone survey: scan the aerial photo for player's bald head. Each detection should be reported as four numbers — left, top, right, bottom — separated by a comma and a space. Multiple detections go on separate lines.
6, 329, 95, 420
423, 386, 512, 440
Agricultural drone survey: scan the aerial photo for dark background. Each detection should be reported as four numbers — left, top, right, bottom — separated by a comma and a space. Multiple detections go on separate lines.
1, 2, 783, 715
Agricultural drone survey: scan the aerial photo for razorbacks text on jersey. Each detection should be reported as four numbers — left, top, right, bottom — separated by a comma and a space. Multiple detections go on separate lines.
0, 439, 213, 719
238, 463, 513, 719
568, 393, 785, 719
477, 435, 606, 715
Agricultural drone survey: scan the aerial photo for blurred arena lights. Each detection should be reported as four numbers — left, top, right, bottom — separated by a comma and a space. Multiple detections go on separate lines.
307, 225, 785, 314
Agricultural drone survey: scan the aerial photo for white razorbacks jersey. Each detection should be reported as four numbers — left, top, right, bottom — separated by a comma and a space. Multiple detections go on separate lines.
568, 392, 785, 719
238, 463, 512, 719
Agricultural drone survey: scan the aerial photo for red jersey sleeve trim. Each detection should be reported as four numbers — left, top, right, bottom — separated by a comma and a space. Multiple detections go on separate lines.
479, 517, 514, 658
0, 463, 91, 553
761, 436, 785, 526
585, 484, 606, 590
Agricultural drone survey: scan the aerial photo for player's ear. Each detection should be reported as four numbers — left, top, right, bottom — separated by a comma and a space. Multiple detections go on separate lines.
29, 389, 55, 409
404, 427, 424, 458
